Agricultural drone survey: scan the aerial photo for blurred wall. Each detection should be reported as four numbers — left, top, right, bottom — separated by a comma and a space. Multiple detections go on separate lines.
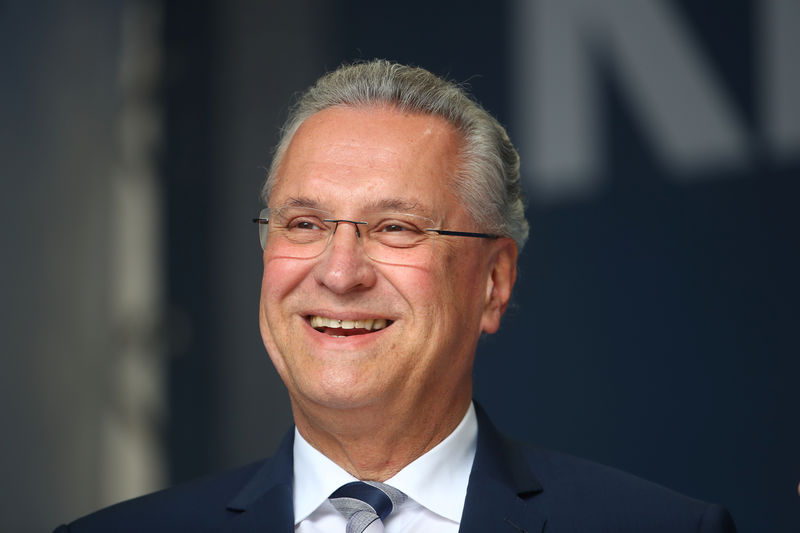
2, 1, 798, 532
0, 1, 161, 531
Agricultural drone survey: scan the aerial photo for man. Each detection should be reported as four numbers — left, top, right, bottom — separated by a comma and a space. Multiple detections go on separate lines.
56, 60, 736, 532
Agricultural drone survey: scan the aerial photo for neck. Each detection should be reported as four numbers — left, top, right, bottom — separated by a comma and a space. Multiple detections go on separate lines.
291, 392, 472, 481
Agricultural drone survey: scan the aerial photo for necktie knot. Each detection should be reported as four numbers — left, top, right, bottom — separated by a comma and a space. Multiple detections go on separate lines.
329, 481, 406, 533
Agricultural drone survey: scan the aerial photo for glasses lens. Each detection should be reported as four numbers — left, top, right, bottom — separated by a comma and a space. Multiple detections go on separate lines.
259, 206, 437, 265
361, 212, 436, 266
263, 206, 332, 258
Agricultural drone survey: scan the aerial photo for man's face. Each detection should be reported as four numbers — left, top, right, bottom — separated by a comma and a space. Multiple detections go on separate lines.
259, 106, 515, 419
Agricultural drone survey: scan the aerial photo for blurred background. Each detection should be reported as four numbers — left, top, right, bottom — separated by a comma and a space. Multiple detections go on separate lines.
1, 0, 798, 531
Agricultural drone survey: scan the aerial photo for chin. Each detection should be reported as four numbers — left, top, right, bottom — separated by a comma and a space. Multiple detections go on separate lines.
300, 373, 388, 412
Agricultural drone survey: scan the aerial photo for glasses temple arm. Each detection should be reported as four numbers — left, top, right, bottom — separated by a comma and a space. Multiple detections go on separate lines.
426, 229, 500, 239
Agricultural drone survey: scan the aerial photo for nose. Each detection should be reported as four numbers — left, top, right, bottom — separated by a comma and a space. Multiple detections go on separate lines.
312, 221, 377, 294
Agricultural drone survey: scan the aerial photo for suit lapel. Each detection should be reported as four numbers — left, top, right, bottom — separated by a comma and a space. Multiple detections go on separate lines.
459, 404, 547, 533
222, 430, 296, 533
218, 407, 547, 533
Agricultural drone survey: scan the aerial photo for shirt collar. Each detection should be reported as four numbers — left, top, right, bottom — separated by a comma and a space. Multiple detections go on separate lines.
292, 402, 478, 525
293, 427, 358, 524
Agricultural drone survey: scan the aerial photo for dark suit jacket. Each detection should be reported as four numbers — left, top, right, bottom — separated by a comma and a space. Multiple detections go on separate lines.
55, 404, 736, 532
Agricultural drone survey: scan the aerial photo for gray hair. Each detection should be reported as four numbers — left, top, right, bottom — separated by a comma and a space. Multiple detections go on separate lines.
262, 60, 529, 250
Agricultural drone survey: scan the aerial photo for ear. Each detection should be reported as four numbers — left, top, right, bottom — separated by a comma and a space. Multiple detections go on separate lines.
480, 238, 518, 334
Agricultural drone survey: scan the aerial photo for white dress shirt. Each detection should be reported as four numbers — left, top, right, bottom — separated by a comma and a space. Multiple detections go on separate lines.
293, 402, 478, 532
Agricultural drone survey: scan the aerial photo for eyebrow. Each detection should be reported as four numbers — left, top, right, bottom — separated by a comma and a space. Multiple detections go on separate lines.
281, 196, 433, 217
283, 196, 322, 209
372, 198, 427, 214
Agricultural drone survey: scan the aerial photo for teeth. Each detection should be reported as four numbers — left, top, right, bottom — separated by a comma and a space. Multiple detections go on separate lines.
309, 315, 389, 331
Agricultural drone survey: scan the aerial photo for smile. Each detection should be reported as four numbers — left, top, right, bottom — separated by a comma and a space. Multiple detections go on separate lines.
308, 315, 391, 337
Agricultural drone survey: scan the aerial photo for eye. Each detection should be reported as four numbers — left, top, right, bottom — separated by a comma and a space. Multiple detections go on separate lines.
293, 220, 320, 230
284, 216, 325, 231
381, 223, 410, 233
374, 217, 424, 234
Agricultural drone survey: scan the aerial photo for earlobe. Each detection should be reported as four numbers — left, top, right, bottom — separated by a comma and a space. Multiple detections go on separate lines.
480, 239, 518, 334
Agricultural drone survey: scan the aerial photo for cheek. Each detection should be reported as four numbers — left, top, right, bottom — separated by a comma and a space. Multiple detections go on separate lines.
261, 255, 313, 303
440, 249, 488, 316
259, 258, 312, 370
381, 262, 441, 314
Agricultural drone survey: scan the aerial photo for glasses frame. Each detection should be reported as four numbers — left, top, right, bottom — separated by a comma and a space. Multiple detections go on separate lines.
252, 206, 500, 263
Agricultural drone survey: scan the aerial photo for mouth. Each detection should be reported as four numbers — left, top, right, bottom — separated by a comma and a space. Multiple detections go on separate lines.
307, 315, 393, 337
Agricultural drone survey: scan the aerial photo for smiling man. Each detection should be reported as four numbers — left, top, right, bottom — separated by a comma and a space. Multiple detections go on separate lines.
56, 60, 736, 532
257, 104, 513, 485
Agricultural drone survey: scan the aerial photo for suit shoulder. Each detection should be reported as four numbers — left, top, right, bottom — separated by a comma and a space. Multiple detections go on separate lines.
57, 460, 265, 533
519, 444, 736, 531
522, 444, 686, 496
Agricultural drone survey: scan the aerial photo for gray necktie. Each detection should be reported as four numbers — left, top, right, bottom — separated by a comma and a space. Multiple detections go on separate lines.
329, 481, 406, 533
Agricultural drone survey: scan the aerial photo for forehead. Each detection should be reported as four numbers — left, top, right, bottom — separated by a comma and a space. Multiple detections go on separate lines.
271, 106, 463, 214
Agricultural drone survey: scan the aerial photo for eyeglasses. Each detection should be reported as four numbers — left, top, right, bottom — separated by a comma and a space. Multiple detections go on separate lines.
252, 206, 498, 266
